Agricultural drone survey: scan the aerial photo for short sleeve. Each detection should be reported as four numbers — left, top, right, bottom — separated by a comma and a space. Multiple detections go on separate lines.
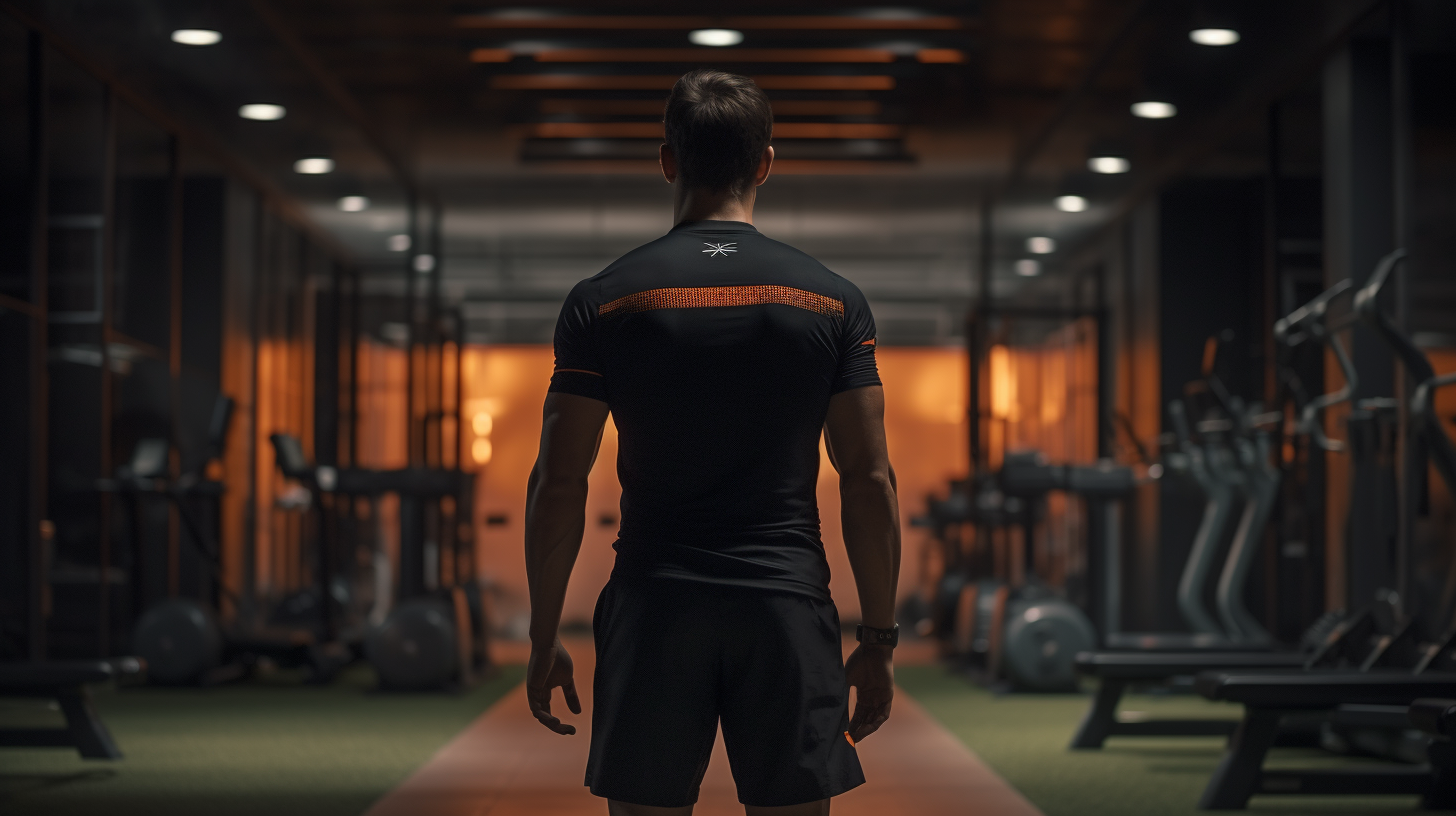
548, 281, 609, 402
830, 282, 881, 394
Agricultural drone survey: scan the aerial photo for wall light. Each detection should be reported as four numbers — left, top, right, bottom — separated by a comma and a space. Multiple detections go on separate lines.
1088, 156, 1131, 174
689, 28, 744, 47
387, 234, 411, 252
1055, 195, 1088, 213
337, 196, 370, 212
472, 438, 493, 465
239, 103, 285, 121
293, 157, 334, 174
472, 412, 493, 436
1027, 236, 1056, 254
171, 29, 221, 45
1190, 28, 1240, 46
1015, 259, 1041, 277
1131, 101, 1177, 119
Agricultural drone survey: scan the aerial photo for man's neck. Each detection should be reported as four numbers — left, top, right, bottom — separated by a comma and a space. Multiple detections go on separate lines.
673, 185, 756, 226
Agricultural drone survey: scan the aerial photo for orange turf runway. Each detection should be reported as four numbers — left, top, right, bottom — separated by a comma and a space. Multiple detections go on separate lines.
364, 640, 1042, 816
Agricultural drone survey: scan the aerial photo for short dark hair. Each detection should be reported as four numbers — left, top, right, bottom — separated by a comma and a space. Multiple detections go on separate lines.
663, 70, 773, 196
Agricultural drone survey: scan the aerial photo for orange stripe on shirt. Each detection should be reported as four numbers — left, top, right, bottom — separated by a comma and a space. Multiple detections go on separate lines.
598, 285, 844, 318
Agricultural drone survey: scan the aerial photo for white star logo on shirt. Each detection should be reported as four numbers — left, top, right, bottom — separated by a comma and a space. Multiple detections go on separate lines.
702, 242, 737, 257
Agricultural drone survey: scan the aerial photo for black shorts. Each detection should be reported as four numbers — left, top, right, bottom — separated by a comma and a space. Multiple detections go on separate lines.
585, 576, 865, 808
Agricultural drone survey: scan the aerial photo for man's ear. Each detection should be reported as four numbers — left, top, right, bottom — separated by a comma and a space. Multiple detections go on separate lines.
659, 144, 677, 184
754, 145, 774, 187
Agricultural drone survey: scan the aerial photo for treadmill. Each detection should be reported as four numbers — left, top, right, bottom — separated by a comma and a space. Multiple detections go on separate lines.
1071, 279, 1368, 750
1190, 249, 1456, 809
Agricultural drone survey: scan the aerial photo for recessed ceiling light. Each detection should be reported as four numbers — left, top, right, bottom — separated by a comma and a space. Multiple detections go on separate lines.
1015, 259, 1041, 277
1055, 195, 1088, 213
689, 28, 744, 47
239, 103, 286, 121
1088, 156, 1131, 174
413, 254, 436, 274
293, 157, 334, 175
388, 234, 411, 252
1190, 28, 1240, 46
171, 29, 221, 46
1131, 101, 1177, 119
337, 196, 370, 212
1027, 236, 1056, 254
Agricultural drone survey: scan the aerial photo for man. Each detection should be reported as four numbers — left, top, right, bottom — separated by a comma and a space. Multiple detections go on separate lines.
524, 69, 901, 816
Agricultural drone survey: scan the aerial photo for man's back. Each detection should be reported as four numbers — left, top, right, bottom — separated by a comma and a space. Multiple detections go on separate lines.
550, 219, 879, 600
524, 69, 898, 816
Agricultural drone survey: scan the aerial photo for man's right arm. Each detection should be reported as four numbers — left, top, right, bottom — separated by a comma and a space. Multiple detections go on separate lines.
824, 385, 900, 742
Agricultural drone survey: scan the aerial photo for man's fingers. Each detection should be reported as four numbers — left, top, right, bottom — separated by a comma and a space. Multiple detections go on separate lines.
532, 709, 577, 735
563, 680, 582, 715
528, 684, 579, 735
847, 700, 892, 743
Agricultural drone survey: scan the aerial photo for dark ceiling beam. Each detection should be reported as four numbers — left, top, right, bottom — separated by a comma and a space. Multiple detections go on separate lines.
249, 0, 419, 198
993, 0, 1160, 199
1059, 0, 1392, 276
0, 0, 356, 265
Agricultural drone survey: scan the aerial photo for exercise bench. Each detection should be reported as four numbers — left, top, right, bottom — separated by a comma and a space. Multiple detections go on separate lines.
0, 658, 144, 759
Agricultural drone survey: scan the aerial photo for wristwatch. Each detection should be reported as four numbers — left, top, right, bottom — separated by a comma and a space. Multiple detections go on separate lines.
856, 623, 899, 648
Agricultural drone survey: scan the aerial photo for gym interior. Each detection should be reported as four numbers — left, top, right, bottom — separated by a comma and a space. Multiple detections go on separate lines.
2, 1, 1455, 814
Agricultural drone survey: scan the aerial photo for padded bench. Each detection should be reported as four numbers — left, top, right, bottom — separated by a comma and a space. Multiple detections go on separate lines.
0, 658, 144, 759
1070, 650, 1307, 749
1193, 670, 1456, 809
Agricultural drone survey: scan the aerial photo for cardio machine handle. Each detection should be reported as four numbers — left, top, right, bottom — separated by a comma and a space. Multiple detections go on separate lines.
1274, 278, 1359, 452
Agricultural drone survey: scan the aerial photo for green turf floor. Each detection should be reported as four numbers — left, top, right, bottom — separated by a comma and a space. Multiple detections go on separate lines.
0, 663, 525, 816
3, 659, 1446, 816
897, 664, 1443, 816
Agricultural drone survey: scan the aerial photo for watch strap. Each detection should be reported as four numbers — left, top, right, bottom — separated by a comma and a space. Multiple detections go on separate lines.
856, 623, 899, 648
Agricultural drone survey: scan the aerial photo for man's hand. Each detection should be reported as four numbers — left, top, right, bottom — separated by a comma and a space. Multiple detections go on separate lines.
527, 639, 582, 735
844, 643, 893, 743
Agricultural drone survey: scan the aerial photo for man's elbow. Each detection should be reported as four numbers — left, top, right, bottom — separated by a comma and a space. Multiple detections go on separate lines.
839, 464, 894, 495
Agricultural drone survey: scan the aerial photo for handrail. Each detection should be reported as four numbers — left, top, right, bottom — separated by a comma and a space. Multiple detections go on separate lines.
1354, 249, 1437, 384
1274, 279, 1358, 451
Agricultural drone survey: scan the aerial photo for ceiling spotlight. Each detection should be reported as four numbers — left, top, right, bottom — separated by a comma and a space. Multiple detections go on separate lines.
1088, 156, 1131, 174
293, 157, 334, 175
1015, 259, 1042, 277
1190, 28, 1240, 46
689, 28, 744, 47
1055, 195, 1088, 213
387, 234, 411, 252
171, 29, 221, 46
1131, 101, 1177, 119
239, 103, 286, 121
337, 196, 370, 212
1027, 236, 1056, 254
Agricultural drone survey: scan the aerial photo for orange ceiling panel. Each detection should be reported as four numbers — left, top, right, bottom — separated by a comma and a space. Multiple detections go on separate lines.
493, 75, 894, 91
454, 15, 963, 30
527, 122, 903, 139
536, 99, 884, 116
532, 48, 897, 63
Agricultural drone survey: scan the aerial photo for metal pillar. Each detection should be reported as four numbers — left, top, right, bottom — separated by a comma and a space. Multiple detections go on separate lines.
1322, 33, 1399, 613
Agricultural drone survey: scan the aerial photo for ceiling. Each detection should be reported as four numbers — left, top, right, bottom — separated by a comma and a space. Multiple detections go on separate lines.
16, 0, 1389, 344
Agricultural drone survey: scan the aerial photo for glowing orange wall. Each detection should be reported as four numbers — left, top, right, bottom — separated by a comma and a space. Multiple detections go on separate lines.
462, 345, 969, 635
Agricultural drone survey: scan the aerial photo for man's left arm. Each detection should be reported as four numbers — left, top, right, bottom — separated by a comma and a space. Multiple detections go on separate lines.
524, 392, 610, 735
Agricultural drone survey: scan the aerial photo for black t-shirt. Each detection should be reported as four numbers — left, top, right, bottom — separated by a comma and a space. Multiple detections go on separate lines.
548, 220, 880, 600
